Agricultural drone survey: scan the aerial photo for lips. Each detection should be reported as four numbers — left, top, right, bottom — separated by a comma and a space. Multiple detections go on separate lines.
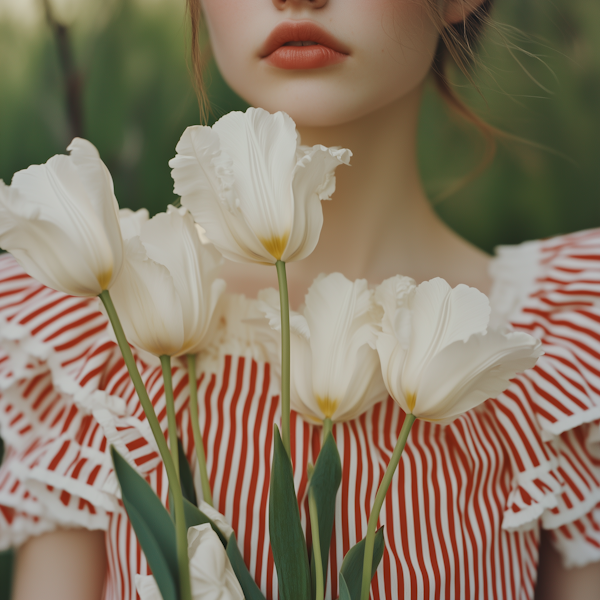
260, 21, 349, 70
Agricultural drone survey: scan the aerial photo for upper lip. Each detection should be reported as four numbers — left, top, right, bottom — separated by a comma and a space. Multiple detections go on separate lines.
260, 21, 350, 58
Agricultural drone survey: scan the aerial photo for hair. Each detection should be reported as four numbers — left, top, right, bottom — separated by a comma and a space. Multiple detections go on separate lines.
425, 0, 505, 192
186, 0, 499, 182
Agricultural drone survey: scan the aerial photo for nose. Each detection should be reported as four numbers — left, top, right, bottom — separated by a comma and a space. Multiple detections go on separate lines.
272, 0, 328, 9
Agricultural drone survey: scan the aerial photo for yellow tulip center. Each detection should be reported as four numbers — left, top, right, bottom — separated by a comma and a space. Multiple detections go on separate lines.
98, 267, 113, 291
406, 392, 416, 413
259, 232, 290, 261
316, 396, 339, 420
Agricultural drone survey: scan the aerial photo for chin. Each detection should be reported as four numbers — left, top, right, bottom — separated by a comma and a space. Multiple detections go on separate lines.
223, 74, 405, 129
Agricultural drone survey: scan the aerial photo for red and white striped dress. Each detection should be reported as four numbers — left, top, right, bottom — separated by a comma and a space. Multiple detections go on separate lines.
1, 229, 600, 600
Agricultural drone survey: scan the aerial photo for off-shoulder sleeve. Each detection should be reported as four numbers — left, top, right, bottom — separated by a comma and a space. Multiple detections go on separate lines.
0, 254, 126, 547
488, 229, 600, 567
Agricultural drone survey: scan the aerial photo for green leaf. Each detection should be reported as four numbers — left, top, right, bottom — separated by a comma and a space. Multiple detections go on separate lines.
269, 425, 312, 600
111, 446, 178, 600
182, 497, 228, 547
339, 572, 352, 600
339, 527, 385, 600
309, 431, 342, 598
226, 533, 267, 600
178, 437, 198, 506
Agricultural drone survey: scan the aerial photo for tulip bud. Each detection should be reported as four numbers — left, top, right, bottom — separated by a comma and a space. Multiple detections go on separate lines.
109, 206, 225, 357
0, 139, 123, 296
374, 276, 543, 424
259, 273, 388, 424
135, 524, 243, 600
170, 107, 351, 265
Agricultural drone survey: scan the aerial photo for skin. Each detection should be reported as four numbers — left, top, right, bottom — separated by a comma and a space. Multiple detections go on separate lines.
11, 0, 600, 598
205, 0, 492, 306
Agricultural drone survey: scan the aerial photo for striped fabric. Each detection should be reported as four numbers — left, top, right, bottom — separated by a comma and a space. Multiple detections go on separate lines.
2, 229, 600, 599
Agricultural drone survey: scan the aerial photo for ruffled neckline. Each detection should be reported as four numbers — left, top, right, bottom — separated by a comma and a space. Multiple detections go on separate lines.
489, 238, 543, 328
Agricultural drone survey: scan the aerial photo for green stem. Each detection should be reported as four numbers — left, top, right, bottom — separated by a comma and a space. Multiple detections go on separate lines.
275, 260, 291, 458
360, 413, 416, 600
186, 354, 213, 506
308, 486, 324, 600
322, 417, 333, 443
160, 355, 179, 479
99, 291, 192, 600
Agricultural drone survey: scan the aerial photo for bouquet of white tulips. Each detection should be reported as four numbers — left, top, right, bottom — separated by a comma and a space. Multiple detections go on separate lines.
0, 108, 542, 600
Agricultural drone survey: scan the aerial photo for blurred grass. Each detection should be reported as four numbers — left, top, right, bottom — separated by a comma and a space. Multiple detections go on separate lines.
0, 0, 600, 594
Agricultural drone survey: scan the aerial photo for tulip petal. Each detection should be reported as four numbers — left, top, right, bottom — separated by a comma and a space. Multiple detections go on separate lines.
402, 279, 491, 392
213, 108, 297, 259
135, 575, 163, 600
282, 145, 351, 262
140, 208, 224, 355
110, 237, 185, 357
187, 524, 244, 600
375, 275, 416, 341
334, 343, 388, 422
290, 332, 323, 424
119, 208, 150, 240
375, 331, 411, 414
198, 501, 234, 541
67, 138, 123, 283
414, 330, 543, 423
304, 274, 384, 419
172, 125, 271, 264
0, 173, 114, 296
257, 287, 311, 340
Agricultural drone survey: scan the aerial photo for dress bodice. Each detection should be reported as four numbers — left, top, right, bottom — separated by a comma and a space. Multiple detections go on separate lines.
1, 229, 600, 599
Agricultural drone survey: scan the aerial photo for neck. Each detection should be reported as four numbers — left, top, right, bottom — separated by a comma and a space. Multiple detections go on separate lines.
219, 86, 492, 307
288, 84, 491, 300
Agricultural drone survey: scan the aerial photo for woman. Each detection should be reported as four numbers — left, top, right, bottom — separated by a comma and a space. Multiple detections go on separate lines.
3, 0, 600, 598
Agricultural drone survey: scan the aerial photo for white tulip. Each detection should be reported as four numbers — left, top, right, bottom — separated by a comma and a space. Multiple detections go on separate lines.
198, 501, 234, 541
118, 207, 149, 239
0, 138, 123, 296
170, 107, 351, 265
259, 273, 388, 424
374, 276, 543, 425
135, 524, 244, 600
187, 524, 244, 600
110, 206, 225, 357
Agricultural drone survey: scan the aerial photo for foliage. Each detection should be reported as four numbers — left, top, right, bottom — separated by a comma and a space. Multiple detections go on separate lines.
1, 0, 599, 252
1, 1, 600, 253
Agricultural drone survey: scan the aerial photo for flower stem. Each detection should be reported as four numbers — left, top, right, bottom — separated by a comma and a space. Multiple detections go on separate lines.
360, 413, 416, 600
275, 260, 291, 458
160, 355, 179, 479
322, 417, 333, 443
186, 354, 213, 506
308, 486, 324, 600
99, 291, 192, 600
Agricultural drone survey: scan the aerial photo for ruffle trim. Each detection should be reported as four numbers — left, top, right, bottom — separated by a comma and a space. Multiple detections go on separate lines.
0, 505, 57, 551
0, 261, 126, 425
502, 462, 563, 532
0, 256, 273, 545
197, 292, 280, 376
549, 503, 600, 568
491, 230, 600, 556
0, 442, 112, 549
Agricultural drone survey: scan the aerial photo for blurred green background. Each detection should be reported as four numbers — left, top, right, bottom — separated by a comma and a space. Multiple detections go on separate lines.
0, 0, 600, 596
1, 0, 599, 253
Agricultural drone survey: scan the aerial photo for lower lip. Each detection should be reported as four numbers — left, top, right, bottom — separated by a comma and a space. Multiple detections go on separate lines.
265, 45, 347, 70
